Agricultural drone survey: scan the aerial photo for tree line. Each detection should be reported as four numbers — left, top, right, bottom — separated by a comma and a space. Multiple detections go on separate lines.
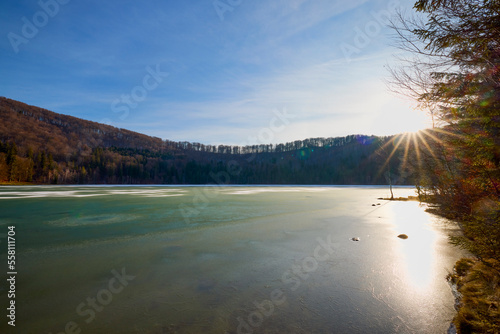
173, 135, 366, 155
0, 134, 411, 186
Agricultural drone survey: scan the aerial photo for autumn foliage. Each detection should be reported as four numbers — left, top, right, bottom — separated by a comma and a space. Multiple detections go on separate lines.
0, 97, 412, 185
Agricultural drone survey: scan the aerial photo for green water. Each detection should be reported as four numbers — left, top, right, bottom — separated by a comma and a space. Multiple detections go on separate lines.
0, 186, 463, 333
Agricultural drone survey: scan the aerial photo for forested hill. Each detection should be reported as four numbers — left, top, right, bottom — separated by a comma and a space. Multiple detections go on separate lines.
0, 97, 412, 185
0, 97, 169, 153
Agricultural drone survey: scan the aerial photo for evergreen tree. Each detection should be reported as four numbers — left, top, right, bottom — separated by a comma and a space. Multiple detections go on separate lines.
26, 147, 34, 182
6, 143, 18, 181
6, 142, 17, 166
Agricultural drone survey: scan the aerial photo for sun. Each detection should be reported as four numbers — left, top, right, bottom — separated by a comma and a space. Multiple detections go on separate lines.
372, 128, 461, 187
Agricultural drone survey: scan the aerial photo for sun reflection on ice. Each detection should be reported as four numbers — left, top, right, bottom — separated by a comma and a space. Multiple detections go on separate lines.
391, 203, 437, 291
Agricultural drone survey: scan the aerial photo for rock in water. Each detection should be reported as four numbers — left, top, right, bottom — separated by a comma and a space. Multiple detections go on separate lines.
351, 237, 360, 241
397, 234, 408, 239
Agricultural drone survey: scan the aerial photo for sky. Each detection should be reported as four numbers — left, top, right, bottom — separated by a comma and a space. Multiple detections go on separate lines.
0, 0, 431, 145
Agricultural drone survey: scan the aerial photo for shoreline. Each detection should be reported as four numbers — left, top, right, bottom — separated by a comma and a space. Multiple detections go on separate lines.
446, 258, 500, 333
378, 195, 419, 201
0, 181, 37, 186
0, 182, 416, 188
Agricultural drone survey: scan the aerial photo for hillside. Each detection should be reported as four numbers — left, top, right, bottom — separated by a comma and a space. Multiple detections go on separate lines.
0, 97, 174, 155
0, 97, 412, 185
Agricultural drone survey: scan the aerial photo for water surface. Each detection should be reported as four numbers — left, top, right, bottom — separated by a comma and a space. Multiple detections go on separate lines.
0, 186, 463, 333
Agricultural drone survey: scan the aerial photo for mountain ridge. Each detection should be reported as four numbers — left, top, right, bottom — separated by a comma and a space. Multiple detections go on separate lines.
0, 97, 410, 185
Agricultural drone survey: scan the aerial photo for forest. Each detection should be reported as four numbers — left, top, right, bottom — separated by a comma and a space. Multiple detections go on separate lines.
0, 97, 412, 186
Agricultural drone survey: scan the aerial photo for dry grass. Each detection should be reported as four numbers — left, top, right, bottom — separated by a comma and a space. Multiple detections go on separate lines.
448, 258, 500, 333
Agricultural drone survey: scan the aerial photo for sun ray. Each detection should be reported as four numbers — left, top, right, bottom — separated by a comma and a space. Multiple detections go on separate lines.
400, 132, 413, 172
415, 130, 439, 162
411, 132, 424, 182
376, 134, 406, 179
430, 127, 465, 140
419, 128, 446, 145
366, 135, 397, 165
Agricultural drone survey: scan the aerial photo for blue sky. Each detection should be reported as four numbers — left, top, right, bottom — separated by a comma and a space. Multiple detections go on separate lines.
0, 0, 430, 145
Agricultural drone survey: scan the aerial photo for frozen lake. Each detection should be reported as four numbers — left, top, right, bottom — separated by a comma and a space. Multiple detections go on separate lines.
0, 186, 463, 333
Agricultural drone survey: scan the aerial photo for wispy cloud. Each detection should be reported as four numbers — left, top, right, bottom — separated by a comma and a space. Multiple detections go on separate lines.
0, 0, 428, 145
133, 50, 428, 144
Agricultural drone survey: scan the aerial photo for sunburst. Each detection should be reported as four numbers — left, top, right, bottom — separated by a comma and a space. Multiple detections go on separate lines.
373, 127, 461, 188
